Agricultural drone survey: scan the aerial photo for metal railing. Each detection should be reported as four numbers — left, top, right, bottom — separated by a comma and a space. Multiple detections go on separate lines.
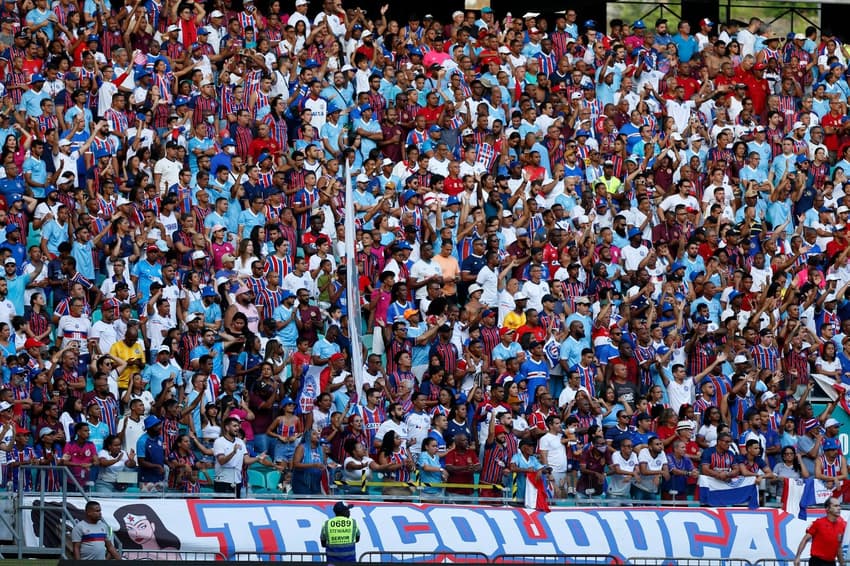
359, 551, 490, 563
231, 551, 326, 562
2, 465, 92, 559
493, 555, 621, 564
628, 559, 754, 566
118, 550, 227, 561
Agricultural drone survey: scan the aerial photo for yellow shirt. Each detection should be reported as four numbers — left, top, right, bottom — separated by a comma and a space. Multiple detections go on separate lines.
109, 340, 146, 389
503, 311, 526, 331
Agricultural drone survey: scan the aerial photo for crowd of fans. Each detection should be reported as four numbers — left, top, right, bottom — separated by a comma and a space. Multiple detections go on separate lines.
0, 0, 849, 503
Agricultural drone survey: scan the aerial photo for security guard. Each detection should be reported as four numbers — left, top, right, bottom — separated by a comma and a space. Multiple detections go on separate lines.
320, 501, 360, 564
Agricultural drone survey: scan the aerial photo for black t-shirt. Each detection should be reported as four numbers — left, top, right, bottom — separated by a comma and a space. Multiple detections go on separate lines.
612, 380, 639, 409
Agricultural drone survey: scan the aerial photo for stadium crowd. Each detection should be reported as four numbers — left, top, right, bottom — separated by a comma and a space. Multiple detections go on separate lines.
0, 0, 848, 503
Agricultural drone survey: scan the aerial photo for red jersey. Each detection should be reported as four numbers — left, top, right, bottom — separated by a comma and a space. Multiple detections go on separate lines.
807, 515, 846, 561
444, 176, 464, 196
417, 105, 442, 126
822, 112, 844, 152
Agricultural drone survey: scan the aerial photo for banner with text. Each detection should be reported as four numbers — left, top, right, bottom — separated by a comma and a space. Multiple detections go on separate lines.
21, 498, 850, 562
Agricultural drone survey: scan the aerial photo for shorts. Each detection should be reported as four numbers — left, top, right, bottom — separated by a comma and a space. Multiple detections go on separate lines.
273, 439, 297, 463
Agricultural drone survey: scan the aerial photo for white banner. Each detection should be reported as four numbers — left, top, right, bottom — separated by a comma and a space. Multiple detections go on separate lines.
20, 497, 850, 562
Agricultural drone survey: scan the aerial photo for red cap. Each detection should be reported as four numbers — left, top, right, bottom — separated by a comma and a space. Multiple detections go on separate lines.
753, 63, 766, 70
330, 352, 345, 363
15, 426, 29, 435
494, 425, 507, 436
24, 338, 45, 349
499, 327, 515, 337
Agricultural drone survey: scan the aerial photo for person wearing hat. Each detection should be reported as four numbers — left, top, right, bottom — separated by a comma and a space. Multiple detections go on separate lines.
320, 501, 360, 563
136, 415, 167, 489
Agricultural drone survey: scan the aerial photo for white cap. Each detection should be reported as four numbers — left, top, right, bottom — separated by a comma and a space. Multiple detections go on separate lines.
468, 283, 484, 295
671, 132, 683, 141
498, 45, 510, 54
827, 273, 841, 282
210, 9, 224, 17
167, 24, 180, 32
356, 173, 370, 183
514, 291, 529, 301
761, 391, 776, 402
826, 293, 838, 302
295, 0, 309, 5
826, 418, 843, 428
501, 209, 512, 217
184, 313, 200, 323
733, 354, 748, 364
794, 33, 805, 40
522, 12, 539, 19
58, 139, 72, 147
341, 64, 354, 72
361, 29, 372, 38
158, 345, 171, 354
792, 121, 806, 130
191, 250, 206, 260
689, 134, 703, 143
452, 10, 463, 18
462, 128, 474, 136
381, 157, 393, 167
838, 205, 850, 214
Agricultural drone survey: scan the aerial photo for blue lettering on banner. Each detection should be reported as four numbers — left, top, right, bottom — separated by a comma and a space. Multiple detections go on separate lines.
21, 498, 846, 563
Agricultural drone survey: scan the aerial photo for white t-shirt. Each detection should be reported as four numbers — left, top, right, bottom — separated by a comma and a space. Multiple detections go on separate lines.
117, 415, 146, 454
213, 435, 249, 483
410, 260, 443, 301
608, 450, 638, 496
476, 265, 499, 307
90, 320, 118, 358
621, 245, 649, 272
522, 279, 550, 312
538, 432, 567, 472
404, 411, 432, 456
636, 448, 667, 493
666, 378, 695, 415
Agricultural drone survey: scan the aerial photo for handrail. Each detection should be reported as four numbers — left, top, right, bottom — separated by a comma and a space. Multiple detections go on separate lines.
118, 549, 227, 561
493, 554, 621, 564
359, 551, 490, 563
231, 551, 326, 562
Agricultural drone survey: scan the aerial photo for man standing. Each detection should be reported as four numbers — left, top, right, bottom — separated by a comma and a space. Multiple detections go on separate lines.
320, 501, 360, 564
213, 416, 266, 497
71, 501, 121, 560
794, 497, 847, 566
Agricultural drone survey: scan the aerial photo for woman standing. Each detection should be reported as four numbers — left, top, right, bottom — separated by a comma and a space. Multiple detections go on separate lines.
377, 430, 415, 499
291, 429, 326, 495
268, 398, 302, 470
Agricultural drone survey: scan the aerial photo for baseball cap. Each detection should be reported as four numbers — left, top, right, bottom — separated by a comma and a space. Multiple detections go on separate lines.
24, 338, 45, 349
699, 18, 713, 27
191, 250, 206, 260
333, 501, 353, 515
825, 418, 843, 429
